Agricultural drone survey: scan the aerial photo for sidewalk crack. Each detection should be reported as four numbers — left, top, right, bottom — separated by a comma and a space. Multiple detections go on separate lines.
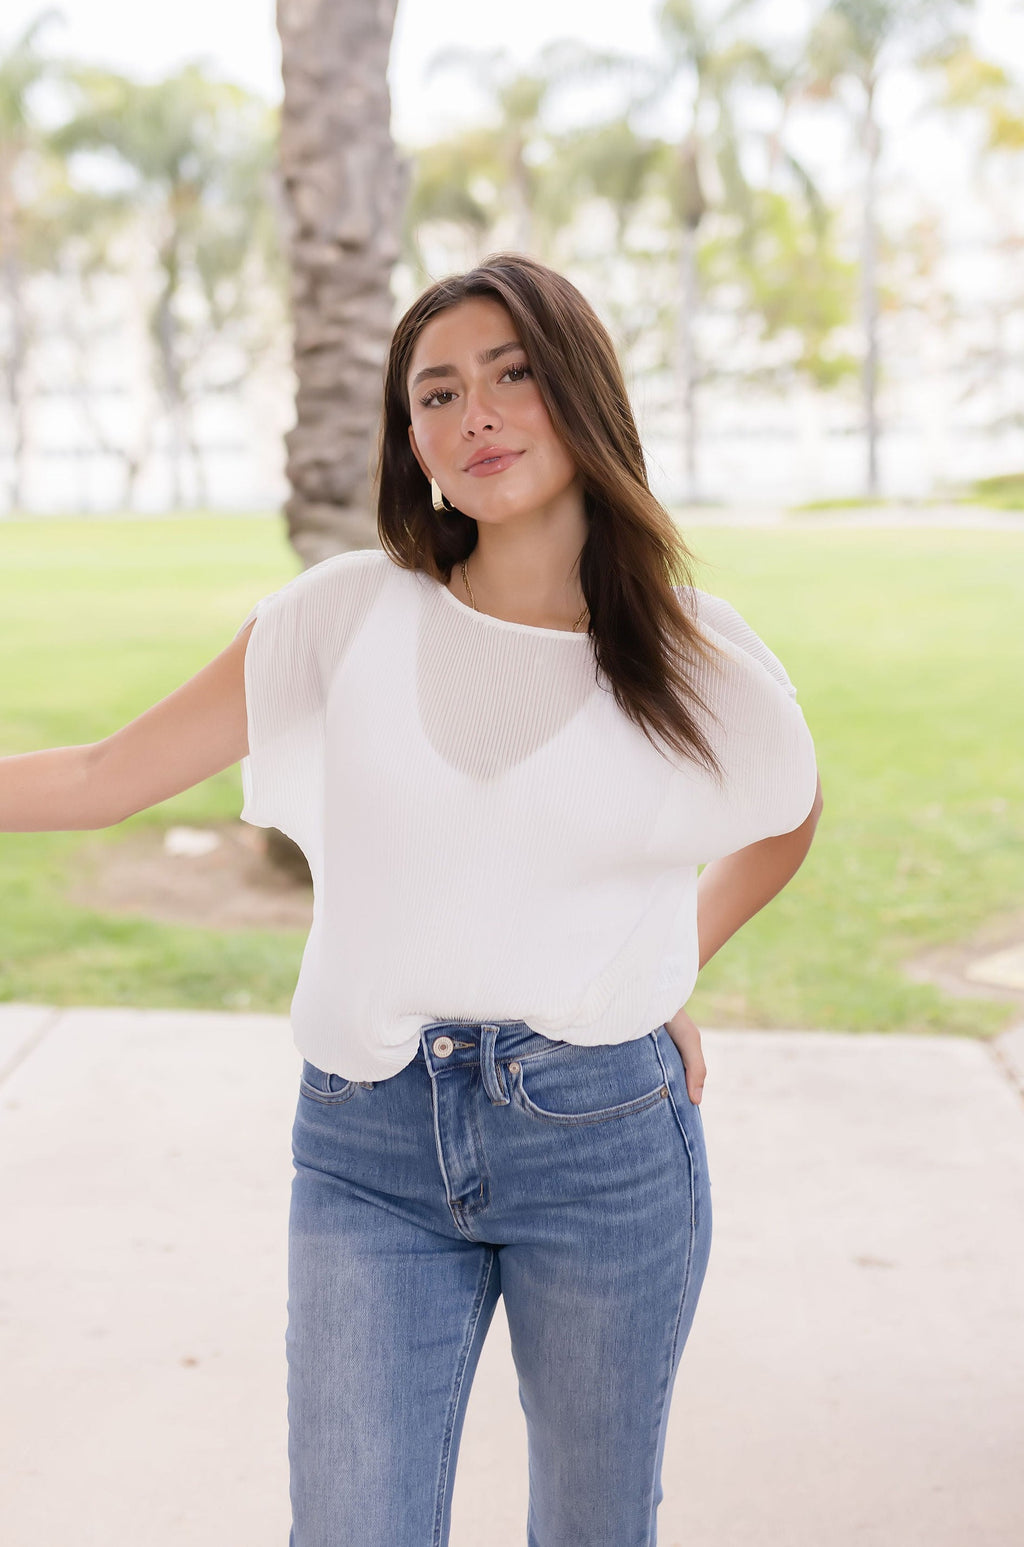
0, 1007, 63, 1089
987, 1024, 1024, 1110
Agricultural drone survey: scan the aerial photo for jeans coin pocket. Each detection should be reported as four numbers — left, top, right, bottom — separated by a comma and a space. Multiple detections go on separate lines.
509, 1035, 669, 1126
299, 1058, 359, 1106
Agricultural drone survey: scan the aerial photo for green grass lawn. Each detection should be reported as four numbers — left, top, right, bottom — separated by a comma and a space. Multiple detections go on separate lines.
1, 514, 1021, 1037
965, 472, 1024, 511
0, 516, 308, 1014
684, 524, 1024, 1037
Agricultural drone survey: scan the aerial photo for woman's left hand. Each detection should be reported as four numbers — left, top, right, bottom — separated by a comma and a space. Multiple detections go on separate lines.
664, 1006, 706, 1106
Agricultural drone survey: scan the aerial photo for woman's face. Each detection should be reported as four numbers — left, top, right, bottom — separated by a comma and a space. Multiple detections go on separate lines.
406, 296, 582, 526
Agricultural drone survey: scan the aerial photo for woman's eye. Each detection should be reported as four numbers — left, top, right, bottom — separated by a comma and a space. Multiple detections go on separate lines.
419, 364, 529, 408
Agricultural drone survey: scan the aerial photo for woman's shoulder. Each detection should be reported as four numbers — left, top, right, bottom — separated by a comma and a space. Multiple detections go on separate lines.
272, 545, 396, 602
249, 546, 398, 630
673, 583, 763, 636
237, 547, 402, 683
673, 584, 798, 701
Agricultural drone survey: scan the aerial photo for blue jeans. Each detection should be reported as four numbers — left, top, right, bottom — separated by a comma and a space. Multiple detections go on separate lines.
287, 1018, 712, 1547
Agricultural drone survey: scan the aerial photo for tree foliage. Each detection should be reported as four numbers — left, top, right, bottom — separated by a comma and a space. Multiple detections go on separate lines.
4, 3, 1023, 511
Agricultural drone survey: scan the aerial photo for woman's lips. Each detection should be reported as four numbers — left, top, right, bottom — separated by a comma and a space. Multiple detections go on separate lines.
464, 450, 524, 478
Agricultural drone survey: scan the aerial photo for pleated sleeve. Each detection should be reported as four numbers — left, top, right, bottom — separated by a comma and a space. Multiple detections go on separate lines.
233, 549, 388, 875
673, 587, 820, 859
692, 591, 800, 700
233, 569, 328, 871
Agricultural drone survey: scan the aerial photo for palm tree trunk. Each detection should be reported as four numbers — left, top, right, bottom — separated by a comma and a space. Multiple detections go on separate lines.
186, 421, 208, 509
155, 276, 186, 509
861, 79, 881, 498
1, 207, 28, 512
678, 222, 700, 505
676, 133, 706, 507
509, 138, 534, 252
276, 0, 406, 568
266, 0, 404, 883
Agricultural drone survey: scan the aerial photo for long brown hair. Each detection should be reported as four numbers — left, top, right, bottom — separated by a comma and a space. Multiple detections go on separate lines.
376, 252, 726, 779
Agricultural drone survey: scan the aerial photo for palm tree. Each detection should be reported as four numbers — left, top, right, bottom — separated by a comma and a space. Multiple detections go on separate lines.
614, 0, 771, 503
410, 41, 624, 270
402, 102, 677, 395
549, 113, 668, 252
542, 112, 676, 361
402, 126, 509, 282
0, 9, 63, 511
275, 0, 405, 565
932, 41, 1024, 437
421, 46, 549, 254
41, 172, 147, 510
259, 0, 404, 878
54, 64, 282, 510
406, 30, 854, 492
704, 40, 858, 394
806, 0, 974, 496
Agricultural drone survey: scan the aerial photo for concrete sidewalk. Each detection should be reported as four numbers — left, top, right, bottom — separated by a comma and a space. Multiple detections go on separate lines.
1, 1004, 1022, 1547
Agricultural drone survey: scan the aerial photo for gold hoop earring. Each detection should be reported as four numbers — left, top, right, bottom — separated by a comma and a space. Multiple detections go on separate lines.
430, 476, 455, 514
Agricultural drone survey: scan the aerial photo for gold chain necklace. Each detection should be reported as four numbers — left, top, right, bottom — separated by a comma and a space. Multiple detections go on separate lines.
460, 559, 589, 633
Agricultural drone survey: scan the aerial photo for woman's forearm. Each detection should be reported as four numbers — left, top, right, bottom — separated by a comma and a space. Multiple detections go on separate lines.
1, 626, 252, 835
0, 744, 112, 832
696, 776, 823, 970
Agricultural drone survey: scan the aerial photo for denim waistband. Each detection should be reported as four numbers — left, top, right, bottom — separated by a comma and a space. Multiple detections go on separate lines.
415, 1019, 570, 1105
418, 1017, 533, 1039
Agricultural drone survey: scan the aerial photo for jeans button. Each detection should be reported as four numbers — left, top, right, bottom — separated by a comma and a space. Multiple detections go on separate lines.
508, 1061, 520, 1075
433, 1036, 455, 1058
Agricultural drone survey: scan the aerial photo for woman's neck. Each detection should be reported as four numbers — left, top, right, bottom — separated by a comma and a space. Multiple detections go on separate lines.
448, 502, 589, 631
448, 548, 587, 631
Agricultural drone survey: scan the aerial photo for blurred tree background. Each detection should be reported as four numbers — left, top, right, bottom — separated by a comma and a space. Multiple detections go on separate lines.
3, 0, 1024, 535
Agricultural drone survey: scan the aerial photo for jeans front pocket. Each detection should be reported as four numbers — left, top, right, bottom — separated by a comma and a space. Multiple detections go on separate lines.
509, 1033, 669, 1126
299, 1058, 360, 1106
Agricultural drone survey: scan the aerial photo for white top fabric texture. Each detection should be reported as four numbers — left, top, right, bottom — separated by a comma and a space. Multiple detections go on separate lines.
236, 547, 818, 1082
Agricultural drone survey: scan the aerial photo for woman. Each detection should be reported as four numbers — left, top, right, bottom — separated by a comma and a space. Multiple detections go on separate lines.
0, 253, 822, 1546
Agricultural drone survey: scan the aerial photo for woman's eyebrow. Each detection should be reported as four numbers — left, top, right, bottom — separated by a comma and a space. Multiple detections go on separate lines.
411, 340, 522, 389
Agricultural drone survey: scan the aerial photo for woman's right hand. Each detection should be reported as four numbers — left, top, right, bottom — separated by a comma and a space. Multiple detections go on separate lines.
664, 1006, 707, 1106
0, 619, 254, 833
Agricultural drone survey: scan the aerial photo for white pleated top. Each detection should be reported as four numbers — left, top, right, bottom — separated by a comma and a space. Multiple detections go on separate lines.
235, 547, 817, 1081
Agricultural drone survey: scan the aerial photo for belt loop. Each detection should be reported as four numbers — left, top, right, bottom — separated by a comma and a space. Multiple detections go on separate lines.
479, 1024, 510, 1105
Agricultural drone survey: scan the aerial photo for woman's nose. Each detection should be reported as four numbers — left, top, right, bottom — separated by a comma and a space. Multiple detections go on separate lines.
460, 386, 501, 437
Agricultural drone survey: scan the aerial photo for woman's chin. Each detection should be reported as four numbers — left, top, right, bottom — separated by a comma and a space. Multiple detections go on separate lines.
462, 488, 563, 526
461, 499, 533, 527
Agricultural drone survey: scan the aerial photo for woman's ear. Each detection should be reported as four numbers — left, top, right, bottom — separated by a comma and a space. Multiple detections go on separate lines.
407, 423, 431, 482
